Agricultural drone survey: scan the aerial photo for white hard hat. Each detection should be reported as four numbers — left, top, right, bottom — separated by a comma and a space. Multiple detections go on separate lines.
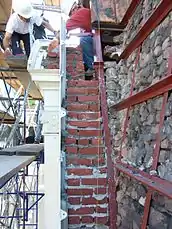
12, 0, 34, 18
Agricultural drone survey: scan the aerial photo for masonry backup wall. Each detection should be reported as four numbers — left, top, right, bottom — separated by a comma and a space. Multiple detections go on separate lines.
106, 1, 172, 228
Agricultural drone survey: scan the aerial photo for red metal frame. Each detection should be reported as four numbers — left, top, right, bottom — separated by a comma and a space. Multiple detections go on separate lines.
111, 73, 172, 111
115, 162, 172, 198
120, 0, 142, 26
94, 30, 117, 229
92, 1, 172, 228
120, 0, 172, 59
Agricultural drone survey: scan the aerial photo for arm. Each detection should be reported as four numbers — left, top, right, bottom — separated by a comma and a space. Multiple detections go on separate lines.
3, 32, 12, 55
42, 19, 59, 39
42, 19, 55, 33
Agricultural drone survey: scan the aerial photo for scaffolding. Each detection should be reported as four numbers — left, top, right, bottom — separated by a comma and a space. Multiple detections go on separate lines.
0, 145, 44, 229
0, 1, 67, 228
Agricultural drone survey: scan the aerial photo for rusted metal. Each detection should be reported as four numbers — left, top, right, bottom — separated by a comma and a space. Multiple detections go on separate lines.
115, 162, 172, 198
120, 0, 142, 26
141, 190, 153, 229
120, 0, 172, 59
94, 31, 117, 229
111, 74, 172, 111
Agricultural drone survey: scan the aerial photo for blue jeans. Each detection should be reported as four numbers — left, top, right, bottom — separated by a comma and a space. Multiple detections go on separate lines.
80, 36, 94, 70
11, 32, 30, 57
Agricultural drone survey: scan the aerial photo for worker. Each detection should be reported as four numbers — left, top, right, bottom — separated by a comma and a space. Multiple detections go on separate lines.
3, 0, 59, 58
66, 2, 94, 79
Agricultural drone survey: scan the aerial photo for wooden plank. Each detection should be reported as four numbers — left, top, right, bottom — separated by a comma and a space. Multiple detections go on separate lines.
5, 55, 27, 69
0, 110, 15, 124
15, 71, 42, 99
0, 51, 42, 99
45, 0, 61, 6
0, 0, 11, 25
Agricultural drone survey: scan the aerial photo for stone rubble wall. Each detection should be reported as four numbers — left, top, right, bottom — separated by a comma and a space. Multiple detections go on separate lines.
105, 1, 172, 228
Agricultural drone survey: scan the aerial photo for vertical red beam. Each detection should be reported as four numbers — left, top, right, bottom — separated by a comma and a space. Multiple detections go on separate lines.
141, 50, 172, 229
94, 30, 117, 229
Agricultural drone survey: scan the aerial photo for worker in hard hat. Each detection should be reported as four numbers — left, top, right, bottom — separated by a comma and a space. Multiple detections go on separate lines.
66, 2, 95, 79
3, 0, 58, 58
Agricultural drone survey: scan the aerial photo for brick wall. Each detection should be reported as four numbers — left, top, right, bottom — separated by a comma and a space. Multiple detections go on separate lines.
65, 46, 109, 228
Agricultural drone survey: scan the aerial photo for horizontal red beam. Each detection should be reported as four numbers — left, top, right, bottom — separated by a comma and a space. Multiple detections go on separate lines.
111, 74, 172, 111
120, 0, 172, 59
115, 162, 172, 198
120, 0, 142, 26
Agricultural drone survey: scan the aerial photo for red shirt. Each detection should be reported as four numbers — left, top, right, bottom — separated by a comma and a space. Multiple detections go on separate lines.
66, 8, 91, 32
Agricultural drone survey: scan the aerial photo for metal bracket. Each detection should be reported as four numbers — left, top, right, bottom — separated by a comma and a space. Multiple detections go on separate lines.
60, 209, 67, 221
61, 108, 66, 118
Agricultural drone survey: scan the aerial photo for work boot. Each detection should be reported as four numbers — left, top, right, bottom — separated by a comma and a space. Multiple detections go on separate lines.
85, 69, 95, 80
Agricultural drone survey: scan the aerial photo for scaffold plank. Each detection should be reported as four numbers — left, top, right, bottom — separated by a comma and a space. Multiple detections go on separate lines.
0, 155, 35, 188
0, 52, 42, 99
0, 143, 44, 156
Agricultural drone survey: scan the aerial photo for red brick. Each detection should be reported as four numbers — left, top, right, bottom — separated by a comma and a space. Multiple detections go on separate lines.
67, 96, 77, 102
67, 158, 92, 166
67, 188, 93, 195
67, 168, 93, 176
94, 188, 107, 195
91, 138, 104, 145
67, 104, 88, 111
69, 207, 94, 215
94, 217, 109, 224
82, 178, 107, 186
67, 88, 87, 95
82, 197, 108, 205
69, 121, 100, 128
87, 88, 99, 95
68, 112, 78, 119
92, 157, 106, 166
96, 206, 107, 213
79, 130, 102, 137
81, 216, 94, 224
69, 216, 80, 224
89, 104, 100, 112
78, 139, 89, 145
67, 88, 99, 95
68, 129, 78, 135
69, 80, 98, 87
78, 147, 103, 155
68, 197, 80, 205
48, 52, 57, 58
78, 95, 99, 102
66, 146, 77, 154
47, 64, 58, 69
67, 179, 80, 186
65, 138, 76, 145
77, 112, 101, 120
